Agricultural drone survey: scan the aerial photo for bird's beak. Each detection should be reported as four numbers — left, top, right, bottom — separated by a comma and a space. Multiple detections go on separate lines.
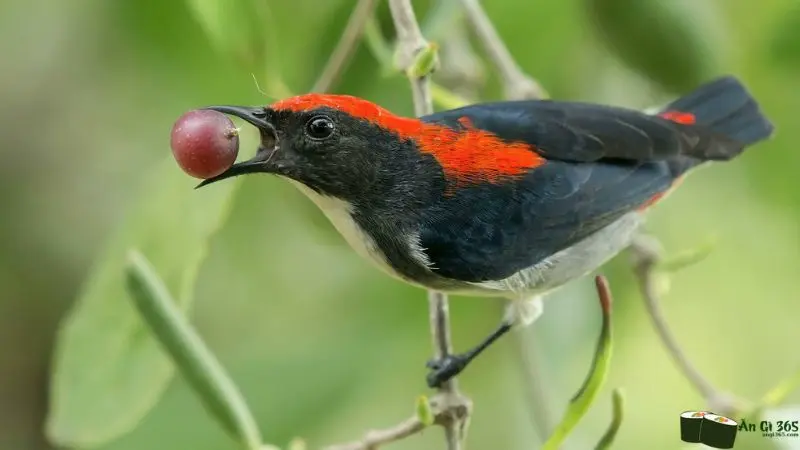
195, 105, 279, 189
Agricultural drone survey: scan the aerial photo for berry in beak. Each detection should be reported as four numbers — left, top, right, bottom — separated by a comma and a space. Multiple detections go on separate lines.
195, 105, 280, 188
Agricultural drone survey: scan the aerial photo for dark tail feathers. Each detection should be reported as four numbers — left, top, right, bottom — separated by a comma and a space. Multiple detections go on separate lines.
662, 76, 774, 147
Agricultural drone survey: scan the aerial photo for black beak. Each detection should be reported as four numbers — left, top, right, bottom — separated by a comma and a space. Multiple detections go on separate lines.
195, 105, 279, 189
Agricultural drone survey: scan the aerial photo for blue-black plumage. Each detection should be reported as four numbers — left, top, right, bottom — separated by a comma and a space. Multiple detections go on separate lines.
196, 75, 774, 387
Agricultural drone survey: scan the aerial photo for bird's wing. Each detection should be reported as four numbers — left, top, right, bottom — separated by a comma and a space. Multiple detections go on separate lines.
416, 158, 673, 283
421, 99, 742, 163
415, 101, 708, 283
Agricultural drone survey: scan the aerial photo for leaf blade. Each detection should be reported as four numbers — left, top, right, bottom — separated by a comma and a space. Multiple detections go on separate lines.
46, 156, 240, 447
595, 389, 625, 450
542, 275, 615, 450
125, 249, 262, 450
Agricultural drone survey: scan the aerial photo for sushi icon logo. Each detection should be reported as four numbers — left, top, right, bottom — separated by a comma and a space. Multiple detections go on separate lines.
680, 410, 738, 449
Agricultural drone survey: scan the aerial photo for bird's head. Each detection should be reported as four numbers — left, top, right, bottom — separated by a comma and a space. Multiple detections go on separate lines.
197, 94, 445, 214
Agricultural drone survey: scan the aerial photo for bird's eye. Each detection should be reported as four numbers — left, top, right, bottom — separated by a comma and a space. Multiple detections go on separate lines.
305, 115, 335, 140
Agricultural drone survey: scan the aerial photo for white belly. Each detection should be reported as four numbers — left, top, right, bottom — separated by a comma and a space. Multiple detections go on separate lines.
471, 212, 644, 298
291, 178, 643, 299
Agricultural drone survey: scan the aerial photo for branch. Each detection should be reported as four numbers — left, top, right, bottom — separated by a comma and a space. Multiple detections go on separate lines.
387, 2, 470, 449
427, 291, 457, 393
323, 396, 471, 450
453, 0, 553, 437
388, 0, 436, 117
361, 15, 470, 110
311, 0, 378, 93
629, 235, 741, 416
459, 0, 547, 100
323, 416, 424, 450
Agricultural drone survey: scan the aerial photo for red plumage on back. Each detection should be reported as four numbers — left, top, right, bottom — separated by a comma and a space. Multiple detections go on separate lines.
659, 110, 697, 125
271, 94, 545, 187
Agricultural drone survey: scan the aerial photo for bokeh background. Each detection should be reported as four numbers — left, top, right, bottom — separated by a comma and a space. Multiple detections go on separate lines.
1, 0, 799, 449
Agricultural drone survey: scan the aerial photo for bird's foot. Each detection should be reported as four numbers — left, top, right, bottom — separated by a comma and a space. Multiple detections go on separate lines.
426, 354, 471, 389
423, 320, 514, 389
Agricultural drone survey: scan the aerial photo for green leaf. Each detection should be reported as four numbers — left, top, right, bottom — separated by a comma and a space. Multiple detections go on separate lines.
586, 0, 721, 94
406, 42, 440, 79
543, 276, 615, 450
125, 250, 262, 450
415, 395, 435, 427
595, 389, 625, 450
46, 156, 240, 447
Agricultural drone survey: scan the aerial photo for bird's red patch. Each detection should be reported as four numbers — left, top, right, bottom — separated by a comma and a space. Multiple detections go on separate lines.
457, 116, 474, 128
638, 191, 667, 211
637, 176, 686, 211
271, 94, 545, 187
659, 110, 696, 125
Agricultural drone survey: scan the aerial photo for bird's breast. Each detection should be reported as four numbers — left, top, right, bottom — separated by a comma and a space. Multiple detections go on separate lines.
289, 181, 393, 270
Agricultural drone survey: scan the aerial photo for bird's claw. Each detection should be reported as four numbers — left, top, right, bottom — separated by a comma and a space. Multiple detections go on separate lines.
425, 354, 469, 388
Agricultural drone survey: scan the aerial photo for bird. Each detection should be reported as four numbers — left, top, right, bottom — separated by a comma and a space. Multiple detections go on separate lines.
196, 75, 774, 388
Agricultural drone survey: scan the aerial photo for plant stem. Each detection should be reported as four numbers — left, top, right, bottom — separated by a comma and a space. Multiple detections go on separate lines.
312, 0, 378, 93
388, 1, 470, 449
459, 0, 547, 99
629, 235, 740, 416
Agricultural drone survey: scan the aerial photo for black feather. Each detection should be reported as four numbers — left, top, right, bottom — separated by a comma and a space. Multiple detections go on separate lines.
422, 75, 773, 167
661, 75, 774, 146
416, 160, 672, 282
405, 76, 774, 282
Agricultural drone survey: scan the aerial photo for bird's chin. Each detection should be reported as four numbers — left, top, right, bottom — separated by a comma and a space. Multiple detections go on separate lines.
195, 145, 279, 189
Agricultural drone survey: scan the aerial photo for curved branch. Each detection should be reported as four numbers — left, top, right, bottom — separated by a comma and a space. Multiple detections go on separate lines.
459, 0, 547, 100
323, 395, 471, 450
629, 235, 741, 416
387, 2, 469, 449
312, 0, 378, 93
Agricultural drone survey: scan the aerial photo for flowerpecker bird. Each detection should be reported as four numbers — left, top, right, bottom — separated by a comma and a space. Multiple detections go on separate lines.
196, 76, 774, 387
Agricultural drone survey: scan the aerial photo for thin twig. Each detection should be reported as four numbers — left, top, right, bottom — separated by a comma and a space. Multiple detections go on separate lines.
513, 334, 554, 440
322, 416, 423, 450
312, 0, 378, 93
428, 291, 456, 393
388, 1, 470, 449
323, 396, 471, 450
629, 235, 740, 416
388, 0, 435, 117
451, 0, 554, 435
459, 0, 547, 100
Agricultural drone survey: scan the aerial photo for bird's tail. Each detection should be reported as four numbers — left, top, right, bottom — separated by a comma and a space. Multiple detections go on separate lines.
659, 76, 775, 147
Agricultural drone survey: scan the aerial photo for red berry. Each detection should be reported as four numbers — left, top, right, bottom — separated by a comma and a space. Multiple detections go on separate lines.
170, 109, 239, 179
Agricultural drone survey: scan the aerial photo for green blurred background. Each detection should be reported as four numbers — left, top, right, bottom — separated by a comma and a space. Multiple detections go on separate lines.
1, 0, 799, 449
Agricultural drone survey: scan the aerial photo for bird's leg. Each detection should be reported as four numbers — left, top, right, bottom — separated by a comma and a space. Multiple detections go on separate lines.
425, 319, 513, 388
425, 296, 543, 388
